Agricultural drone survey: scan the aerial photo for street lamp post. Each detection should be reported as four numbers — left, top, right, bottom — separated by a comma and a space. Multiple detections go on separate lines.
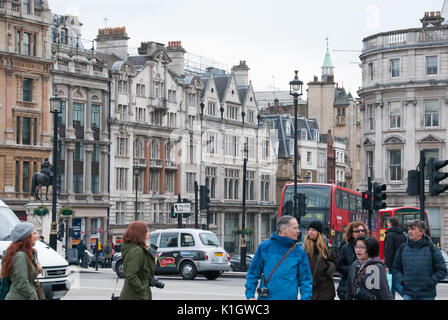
133, 165, 142, 220
240, 143, 248, 271
49, 92, 62, 251
289, 71, 303, 223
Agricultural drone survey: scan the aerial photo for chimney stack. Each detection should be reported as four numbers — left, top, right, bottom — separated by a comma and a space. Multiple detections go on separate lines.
231, 60, 250, 87
166, 40, 186, 76
96, 26, 129, 60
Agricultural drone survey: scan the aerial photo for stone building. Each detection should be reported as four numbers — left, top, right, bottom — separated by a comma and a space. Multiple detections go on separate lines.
307, 46, 362, 190
51, 14, 110, 248
199, 62, 278, 254
0, 0, 53, 217
358, 10, 448, 248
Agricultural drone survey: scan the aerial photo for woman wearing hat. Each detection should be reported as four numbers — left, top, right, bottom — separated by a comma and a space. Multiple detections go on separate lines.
303, 220, 338, 300
1, 222, 45, 300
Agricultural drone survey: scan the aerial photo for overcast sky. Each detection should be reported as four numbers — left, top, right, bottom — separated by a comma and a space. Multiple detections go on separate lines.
49, 0, 445, 98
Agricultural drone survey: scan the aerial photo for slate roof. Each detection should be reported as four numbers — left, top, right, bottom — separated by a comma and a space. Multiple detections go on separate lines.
334, 87, 350, 106
261, 114, 322, 159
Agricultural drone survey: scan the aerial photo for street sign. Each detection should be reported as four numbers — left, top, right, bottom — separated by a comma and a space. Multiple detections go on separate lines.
174, 203, 191, 214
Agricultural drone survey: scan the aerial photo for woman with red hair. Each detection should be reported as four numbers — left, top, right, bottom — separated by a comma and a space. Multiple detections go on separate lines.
119, 221, 155, 300
1, 222, 44, 300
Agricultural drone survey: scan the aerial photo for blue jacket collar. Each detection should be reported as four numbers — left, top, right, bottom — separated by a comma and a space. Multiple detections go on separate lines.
270, 232, 297, 246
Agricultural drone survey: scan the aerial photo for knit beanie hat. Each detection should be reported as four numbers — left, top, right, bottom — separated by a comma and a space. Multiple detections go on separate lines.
10, 222, 34, 242
308, 220, 323, 234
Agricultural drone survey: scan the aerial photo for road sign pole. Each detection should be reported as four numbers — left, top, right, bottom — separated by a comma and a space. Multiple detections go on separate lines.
177, 194, 182, 228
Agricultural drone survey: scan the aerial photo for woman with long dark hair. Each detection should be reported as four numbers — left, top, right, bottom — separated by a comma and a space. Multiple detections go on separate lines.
119, 221, 155, 300
303, 220, 337, 300
1, 222, 44, 300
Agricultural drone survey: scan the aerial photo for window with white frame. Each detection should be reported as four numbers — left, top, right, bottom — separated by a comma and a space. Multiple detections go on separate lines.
168, 89, 176, 102
368, 105, 375, 131
118, 80, 128, 94
186, 172, 196, 193
227, 105, 238, 120
261, 174, 270, 201
168, 112, 177, 128
165, 171, 175, 193
150, 171, 159, 193
116, 168, 128, 191
117, 104, 128, 121
306, 151, 312, 164
225, 135, 239, 157
117, 137, 128, 157
208, 101, 216, 115
390, 59, 400, 78
206, 132, 217, 154
136, 84, 145, 97
136, 107, 145, 124
224, 169, 239, 199
150, 140, 160, 159
367, 151, 374, 179
426, 56, 438, 75
115, 202, 126, 224
368, 62, 374, 81
424, 100, 439, 127
389, 101, 401, 129
262, 140, 270, 160
246, 170, 255, 200
205, 167, 216, 198
389, 149, 402, 181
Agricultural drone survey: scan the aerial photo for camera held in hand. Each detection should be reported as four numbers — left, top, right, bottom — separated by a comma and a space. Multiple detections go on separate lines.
257, 287, 269, 298
150, 277, 165, 289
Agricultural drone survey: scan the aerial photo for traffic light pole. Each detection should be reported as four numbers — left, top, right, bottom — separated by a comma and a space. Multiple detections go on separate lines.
367, 177, 372, 232
419, 151, 426, 222
194, 182, 199, 229
177, 194, 182, 228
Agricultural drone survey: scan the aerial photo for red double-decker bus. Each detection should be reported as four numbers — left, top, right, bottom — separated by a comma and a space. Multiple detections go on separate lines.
378, 207, 431, 259
279, 183, 381, 253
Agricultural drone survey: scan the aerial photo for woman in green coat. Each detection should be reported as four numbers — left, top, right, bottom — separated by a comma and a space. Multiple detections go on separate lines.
119, 221, 156, 300
1, 222, 45, 300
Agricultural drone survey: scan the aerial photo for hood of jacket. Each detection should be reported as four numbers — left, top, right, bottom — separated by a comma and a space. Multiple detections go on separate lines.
385, 226, 405, 236
270, 232, 297, 247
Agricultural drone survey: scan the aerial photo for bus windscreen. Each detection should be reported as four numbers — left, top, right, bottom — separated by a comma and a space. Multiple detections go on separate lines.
282, 185, 331, 216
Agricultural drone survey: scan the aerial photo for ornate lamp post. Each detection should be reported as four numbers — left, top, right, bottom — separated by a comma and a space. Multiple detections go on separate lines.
133, 165, 142, 220
240, 142, 248, 271
49, 91, 62, 250
289, 71, 303, 223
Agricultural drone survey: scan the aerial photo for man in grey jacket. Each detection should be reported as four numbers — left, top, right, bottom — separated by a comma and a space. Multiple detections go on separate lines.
392, 219, 447, 300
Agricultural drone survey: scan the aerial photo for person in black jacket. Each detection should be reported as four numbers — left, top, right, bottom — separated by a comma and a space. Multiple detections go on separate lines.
383, 217, 406, 297
392, 219, 447, 300
336, 221, 369, 300
346, 235, 393, 300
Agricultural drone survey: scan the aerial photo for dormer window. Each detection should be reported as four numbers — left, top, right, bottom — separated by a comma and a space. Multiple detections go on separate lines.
60, 28, 67, 45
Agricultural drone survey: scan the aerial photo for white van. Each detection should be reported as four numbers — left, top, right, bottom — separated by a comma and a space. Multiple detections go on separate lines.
113, 228, 231, 280
0, 200, 70, 299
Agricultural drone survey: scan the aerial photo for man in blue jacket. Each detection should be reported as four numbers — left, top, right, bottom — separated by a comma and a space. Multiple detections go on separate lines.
245, 215, 313, 300
392, 219, 447, 300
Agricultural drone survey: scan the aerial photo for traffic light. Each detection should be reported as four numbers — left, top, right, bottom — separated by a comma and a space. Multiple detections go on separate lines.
297, 193, 307, 217
407, 170, 420, 196
373, 182, 387, 210
428, 157, 448, 196
170, 205, 177, 219
182, 198, 192, 218
200, 185, 210, 210
361, 192, 371, 210
57, 220, 64, 241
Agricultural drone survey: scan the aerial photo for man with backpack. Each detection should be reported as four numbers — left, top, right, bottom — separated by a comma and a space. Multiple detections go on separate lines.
384, 217, 406, 297
392, 219, 447, 300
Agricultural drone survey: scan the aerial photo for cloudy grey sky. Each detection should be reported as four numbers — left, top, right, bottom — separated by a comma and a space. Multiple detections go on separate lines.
49, 0, 445, 97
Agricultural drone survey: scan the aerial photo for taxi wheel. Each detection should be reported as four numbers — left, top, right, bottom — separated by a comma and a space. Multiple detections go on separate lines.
180, 261, 197, 280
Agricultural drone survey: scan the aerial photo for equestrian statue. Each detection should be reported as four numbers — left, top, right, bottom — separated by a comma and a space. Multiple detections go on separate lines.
31, 158, 54, 200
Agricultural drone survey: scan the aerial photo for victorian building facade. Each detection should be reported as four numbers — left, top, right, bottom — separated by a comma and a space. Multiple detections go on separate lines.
199, 62, 278, 254
51, 14, 110, 248
358, 11, 448, 248
0, 0, 53, 217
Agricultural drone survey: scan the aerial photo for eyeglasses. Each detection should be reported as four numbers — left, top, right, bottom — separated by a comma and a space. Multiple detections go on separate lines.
353, 229, 365, 234
354, 246, 366, 250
